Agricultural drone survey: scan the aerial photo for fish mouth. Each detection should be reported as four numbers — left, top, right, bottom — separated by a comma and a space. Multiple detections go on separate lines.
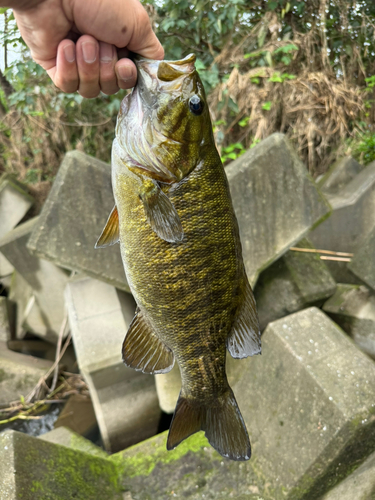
134, 53, 196, 106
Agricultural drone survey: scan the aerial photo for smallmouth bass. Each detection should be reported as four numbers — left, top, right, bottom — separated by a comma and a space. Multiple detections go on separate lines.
96, 54, 261, 461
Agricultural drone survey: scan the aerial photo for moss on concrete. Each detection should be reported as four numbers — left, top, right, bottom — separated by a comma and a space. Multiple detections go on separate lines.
1, 430, 123, 500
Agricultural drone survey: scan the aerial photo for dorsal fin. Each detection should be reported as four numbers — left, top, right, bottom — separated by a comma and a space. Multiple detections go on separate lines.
95, 205, 120, 248
139, 180, 184, 243
123, 307, 175, 374
227, 273, 261, 358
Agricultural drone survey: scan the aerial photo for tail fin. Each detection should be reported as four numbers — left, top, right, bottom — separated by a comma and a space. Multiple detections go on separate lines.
167, 389, 251, 461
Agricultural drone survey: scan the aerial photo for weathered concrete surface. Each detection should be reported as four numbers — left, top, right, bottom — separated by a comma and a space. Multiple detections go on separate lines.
0, 174, 33, 238
349, 228, 375, 292
109, 308, 375, 500
0, 430, 122, 500
320, 450, 375, 500
254, 238, 336, 330
0, 342, 52, 405
155, 363, 181, 414
226, 133, 331, 285
65, 276, 160, 452
0, 174, 32, 284
8, 271, 33, 339
0, 217, 69, 343
318, 156, 365, 194
27, 151, 129, 291
323, 283, 375, 359
0, 296, 14, 342
54, 394, 97, 437
309, 161, 375, 283
0, 253, 14, 278
236, 308, 375, 500
39, 426, 108, 459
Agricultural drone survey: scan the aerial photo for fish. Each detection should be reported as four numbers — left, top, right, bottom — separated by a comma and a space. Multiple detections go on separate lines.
96, 53, 261, 461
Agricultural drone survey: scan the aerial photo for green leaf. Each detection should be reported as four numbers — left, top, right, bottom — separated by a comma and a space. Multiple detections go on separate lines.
265, 51, 273, 67
239, 117, 250, 127
262, 101, 272, 111
274, 44, 298, 54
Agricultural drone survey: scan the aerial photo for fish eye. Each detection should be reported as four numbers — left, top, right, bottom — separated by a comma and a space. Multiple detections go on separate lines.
189, 95, 204, 116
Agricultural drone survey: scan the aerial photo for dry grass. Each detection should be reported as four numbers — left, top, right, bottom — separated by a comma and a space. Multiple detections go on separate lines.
208, 7, 368, 176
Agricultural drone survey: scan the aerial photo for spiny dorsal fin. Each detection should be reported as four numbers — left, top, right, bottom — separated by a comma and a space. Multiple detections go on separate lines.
95, 205, 119, 248
167, 388, 251, 461
140, 180, 184, 243
123, 307, 175, 374
227, 273, 261, 358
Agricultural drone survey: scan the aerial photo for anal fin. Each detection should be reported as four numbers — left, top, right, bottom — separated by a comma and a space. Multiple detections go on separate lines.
227, 273, 261, 358
95, 205, 120, 248
140, 180, 183, 243
123, 307, 174, 374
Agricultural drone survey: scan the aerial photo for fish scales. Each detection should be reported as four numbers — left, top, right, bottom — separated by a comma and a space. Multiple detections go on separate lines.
115, 153, 237, 398
97, 53, 261, 461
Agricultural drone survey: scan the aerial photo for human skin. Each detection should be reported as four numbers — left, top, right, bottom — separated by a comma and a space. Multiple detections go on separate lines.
0, 0, 164, 97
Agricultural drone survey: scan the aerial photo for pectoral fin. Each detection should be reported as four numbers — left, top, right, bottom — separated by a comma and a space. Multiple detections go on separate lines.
140, 180, 184, 243
123, 307, 175, 374
227, 273, 261, 358
95, 205, 120, 248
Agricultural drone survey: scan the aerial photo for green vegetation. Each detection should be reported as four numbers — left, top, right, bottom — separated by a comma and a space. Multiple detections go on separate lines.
1, 0, 375, 204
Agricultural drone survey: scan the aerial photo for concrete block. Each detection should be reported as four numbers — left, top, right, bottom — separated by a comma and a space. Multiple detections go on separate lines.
65, 276, 160, 452
39, 426, 108, 459
0, 217, 69, 343
0, 342, 53, 405
0, 253, 14, 278
27, 151, 129, 291
349, 227, 375, 292
155, 363, 181, 414
323, 283, 375, 359
0, 297, 14, 342
318, 156, 365, 194
0, 430, 122, 499
111, 308, 375, 500
254, 238, 336, 330
310, 161, 375, 283
225, 133, 331, 285
54, 394, 97, 437
0, 174, 33, 239
8, 271, 34, 339
320, 450, 375, 500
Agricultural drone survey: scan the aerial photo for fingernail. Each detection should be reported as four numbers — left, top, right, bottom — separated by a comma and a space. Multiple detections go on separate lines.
63, 44, 75, 63
100, 44, 113, 63
82, 42, 97, 64
117, 65, 133, 82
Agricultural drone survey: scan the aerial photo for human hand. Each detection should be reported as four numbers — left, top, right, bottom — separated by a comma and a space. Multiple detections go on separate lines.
9, 0, 164, 97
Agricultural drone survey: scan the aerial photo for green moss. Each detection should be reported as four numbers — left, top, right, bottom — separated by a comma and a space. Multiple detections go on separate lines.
111, 430, 208, 478
9, 431, 123, 500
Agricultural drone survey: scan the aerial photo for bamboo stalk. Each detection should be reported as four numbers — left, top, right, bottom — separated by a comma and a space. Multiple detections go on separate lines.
290, 247, 353, 257
320, 256, 351, 262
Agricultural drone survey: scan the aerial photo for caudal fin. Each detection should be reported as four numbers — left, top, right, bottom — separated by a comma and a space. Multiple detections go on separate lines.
167, 389, 251, 461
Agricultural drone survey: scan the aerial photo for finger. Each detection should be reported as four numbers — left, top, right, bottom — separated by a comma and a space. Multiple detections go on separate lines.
48, 40, 79, 93
115, 58, 137, 90
99, 42, 119, 96
126, 6, 164, 60
76, 35, 100, 98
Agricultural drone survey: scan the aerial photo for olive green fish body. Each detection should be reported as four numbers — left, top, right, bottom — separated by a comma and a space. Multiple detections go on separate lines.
114, 142, 241, 404
97, 54, 261, 461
